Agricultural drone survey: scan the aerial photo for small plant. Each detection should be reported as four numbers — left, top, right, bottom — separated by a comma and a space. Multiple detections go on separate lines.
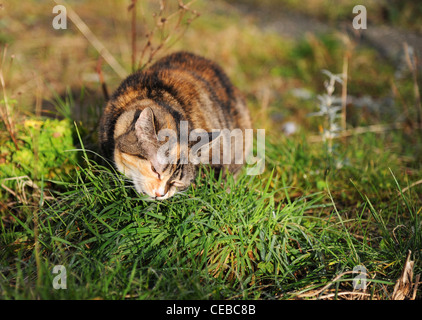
133, 0, 201, 70
309, 69, 345, 170
0, 118, 77, 213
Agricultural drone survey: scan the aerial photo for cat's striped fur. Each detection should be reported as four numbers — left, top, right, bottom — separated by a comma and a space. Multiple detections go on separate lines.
99, 51, 252, 199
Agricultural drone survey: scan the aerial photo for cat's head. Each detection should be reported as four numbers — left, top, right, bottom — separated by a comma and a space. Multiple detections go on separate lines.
113, 104, 216, 200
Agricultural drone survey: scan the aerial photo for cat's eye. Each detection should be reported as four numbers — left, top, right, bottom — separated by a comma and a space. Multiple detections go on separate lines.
150, 164, 161, 179
171, 180, 184, 188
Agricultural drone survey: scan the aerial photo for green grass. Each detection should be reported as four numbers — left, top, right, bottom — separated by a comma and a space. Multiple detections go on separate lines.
1, 130, 421, 299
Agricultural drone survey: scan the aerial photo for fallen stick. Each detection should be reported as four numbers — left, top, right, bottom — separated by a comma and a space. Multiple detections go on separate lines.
308, 122, 406, 142
54, 0, 127, 79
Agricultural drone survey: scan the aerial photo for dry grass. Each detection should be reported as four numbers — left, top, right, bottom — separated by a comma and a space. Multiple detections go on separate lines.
1, 1, 219, 113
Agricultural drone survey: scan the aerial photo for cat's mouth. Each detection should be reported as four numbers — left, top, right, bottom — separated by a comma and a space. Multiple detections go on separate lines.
133, 182, 178, 200
155, 193, 170, 200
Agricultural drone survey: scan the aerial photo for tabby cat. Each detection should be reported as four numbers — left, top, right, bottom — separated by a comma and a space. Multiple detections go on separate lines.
99, 51, 252, 200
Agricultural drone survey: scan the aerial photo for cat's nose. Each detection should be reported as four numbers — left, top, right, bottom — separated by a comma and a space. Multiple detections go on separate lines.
153, 186, 167, 198
154, 188, 165, 198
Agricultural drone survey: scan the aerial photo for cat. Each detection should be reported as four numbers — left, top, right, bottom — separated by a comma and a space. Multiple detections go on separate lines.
99, 51, 252, 200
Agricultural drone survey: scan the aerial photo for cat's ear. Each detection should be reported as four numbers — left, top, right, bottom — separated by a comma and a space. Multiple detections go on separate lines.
189, 130, 222, 164
135, 107, 158, 142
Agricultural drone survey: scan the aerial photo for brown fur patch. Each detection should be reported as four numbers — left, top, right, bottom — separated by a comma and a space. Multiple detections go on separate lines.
99, 51, 252, 198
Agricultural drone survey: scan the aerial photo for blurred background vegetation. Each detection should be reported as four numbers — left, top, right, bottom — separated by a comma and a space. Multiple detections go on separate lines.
0, 0, 420, 135
2, 0, 422, 190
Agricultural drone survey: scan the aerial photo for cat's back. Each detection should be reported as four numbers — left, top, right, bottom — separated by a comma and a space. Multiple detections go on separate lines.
147, 51, 251, 129
99, 51, 252, 159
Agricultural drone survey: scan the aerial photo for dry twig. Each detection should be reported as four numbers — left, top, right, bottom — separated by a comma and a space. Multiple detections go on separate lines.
96, 57, 109, 101
391, 250, 417, 300
297, 270, 369, 299
401, 179, 422, 194
138, 0, 200, 69
308, 122, 405, 142
403, 42, 422, 129
54, 0, 127, 78
0, 44, 19, 150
